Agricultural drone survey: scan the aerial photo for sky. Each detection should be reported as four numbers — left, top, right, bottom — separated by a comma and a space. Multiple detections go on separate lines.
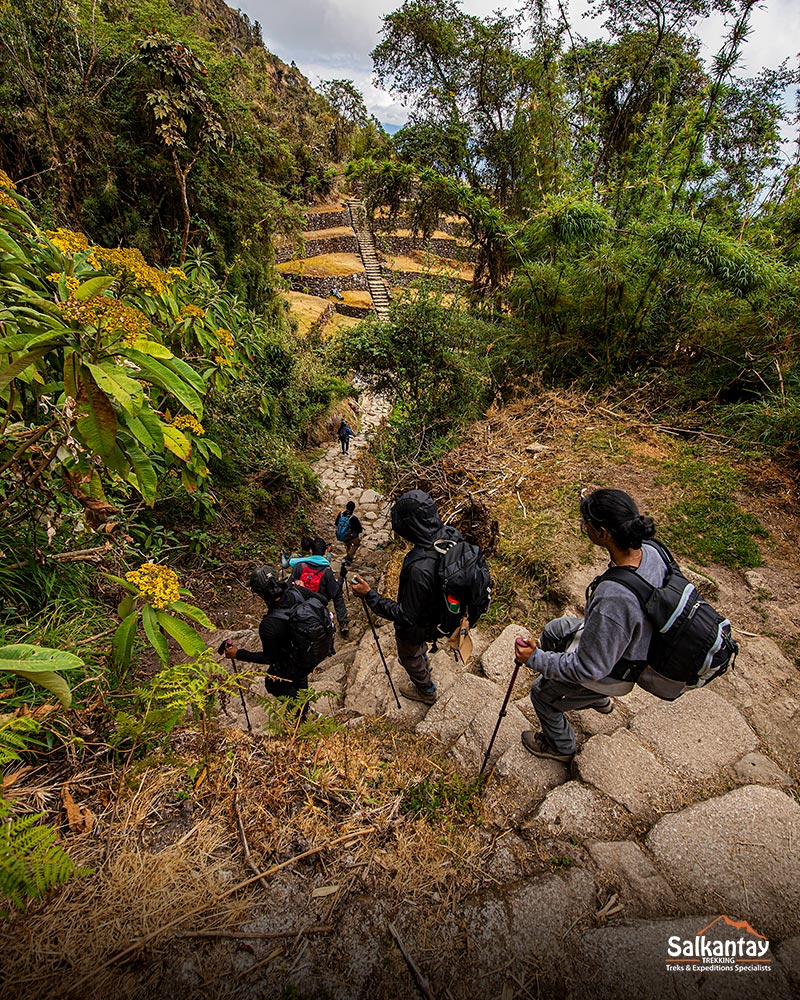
237, 0, 799, 126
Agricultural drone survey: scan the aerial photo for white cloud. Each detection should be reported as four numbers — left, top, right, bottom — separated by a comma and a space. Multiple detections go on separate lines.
239, 0, 800, 123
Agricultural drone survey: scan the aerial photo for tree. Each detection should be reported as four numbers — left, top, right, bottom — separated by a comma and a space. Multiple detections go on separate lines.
136, 33, 225, 265
318, 79, 374, 160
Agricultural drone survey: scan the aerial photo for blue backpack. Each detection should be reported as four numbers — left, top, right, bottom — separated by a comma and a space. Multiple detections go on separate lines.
336, 513, 354, 542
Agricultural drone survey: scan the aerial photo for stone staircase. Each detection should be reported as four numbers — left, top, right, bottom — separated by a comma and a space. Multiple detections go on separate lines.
348, 198, 391, 319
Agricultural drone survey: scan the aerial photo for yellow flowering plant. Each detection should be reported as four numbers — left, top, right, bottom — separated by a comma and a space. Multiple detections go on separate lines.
0, 184, 214, 511
107, 562, 215, 670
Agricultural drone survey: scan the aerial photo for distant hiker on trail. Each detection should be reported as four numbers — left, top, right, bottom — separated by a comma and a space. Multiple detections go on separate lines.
350, 489, 463, 706
330, 285, 344, 301
288, 537, 350, 638
513, 489, 667, 764
336, 500, 363, 565
337, 419, 354, 454
222, 568, 333, 704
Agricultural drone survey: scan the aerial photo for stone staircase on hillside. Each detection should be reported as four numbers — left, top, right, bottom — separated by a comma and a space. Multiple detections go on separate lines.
348, 198, 391, 319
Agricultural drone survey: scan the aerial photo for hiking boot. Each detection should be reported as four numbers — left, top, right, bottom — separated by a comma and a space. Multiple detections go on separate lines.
592, 698, 614, 714
521, 730, 574, 763
340, 627, 349, 639
399, 681, 437, 706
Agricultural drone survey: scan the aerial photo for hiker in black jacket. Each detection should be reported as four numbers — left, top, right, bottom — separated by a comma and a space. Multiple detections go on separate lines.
351, 490, 462, 706
288, 538, 350, 637
222, 569, 311, 699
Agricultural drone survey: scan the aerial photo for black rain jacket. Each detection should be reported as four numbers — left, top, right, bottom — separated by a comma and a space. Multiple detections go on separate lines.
364, 489, 462, 642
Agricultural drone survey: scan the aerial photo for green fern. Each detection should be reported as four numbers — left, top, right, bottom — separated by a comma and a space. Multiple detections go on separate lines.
257, 688, 341, 741
0, 716, 41, 766
115, 651, 241, 749
0, 797, 86, 913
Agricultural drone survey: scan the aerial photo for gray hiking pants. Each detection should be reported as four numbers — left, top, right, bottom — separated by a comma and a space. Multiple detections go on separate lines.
395, 636, 432, 689
530, 616, 612, 756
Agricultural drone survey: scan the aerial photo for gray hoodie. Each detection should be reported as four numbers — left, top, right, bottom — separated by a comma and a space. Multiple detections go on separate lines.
528, 543, 669, 694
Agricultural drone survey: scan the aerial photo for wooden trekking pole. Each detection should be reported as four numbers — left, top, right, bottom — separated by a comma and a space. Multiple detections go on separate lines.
478, 658, 522, 780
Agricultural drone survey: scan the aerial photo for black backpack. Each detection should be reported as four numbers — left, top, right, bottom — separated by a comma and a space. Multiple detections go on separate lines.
588, 539, 738, 701
426, 537, 493, 641
281, 597, 334, 673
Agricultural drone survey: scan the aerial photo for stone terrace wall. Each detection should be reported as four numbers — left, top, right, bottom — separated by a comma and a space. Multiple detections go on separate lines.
274, 234, 360, 264
304, 209, 351, 231
387, 269, 471, 294
284, 272, 369, 297
376, 233, 477, 262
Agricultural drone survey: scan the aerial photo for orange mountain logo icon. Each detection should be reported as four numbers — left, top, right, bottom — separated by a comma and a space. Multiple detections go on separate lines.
696, 915, 768, 941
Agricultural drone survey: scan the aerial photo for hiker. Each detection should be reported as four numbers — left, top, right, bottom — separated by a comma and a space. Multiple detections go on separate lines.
350, 489, 463, 706
280, 534, 314, 577
335, 500, 363, 565
330, 285, 344, 301
288, 537, 350, 638
337, 419, 354, 454
222, 568, 331, 703
513, 488, 667, 764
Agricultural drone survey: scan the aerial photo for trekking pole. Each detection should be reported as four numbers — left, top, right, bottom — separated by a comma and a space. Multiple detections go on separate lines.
361, 598, 401, 710
220, 640, 253, 732
231, 655, 253, 732
478, 658, 522, 780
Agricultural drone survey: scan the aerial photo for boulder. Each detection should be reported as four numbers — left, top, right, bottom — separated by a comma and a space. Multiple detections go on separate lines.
630, 687, 758, 783
775, 937, 800, 991
730, 752, 795, 789
711, 636, 800, 776
417, 673, 507, 746
479, 623, 533, 684
646, 786, 800, 939
534, 781, 631, 841
484, 744, 568, 824
575, 729, 683, 820
586, 840, 680, 917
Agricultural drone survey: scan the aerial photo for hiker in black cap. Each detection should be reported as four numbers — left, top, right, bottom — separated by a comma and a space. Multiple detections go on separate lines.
288, 537, 350, 638
351, 489, 462, 706
513, 489, 667, 764
222, 568, 312, 699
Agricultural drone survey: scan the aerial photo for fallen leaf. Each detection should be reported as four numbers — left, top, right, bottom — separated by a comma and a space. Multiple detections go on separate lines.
311, 885, 340, 898
62, 783, 94, 833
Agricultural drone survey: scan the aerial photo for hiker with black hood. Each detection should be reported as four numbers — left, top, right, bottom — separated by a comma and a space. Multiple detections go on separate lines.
222, 568, 330, 701
351, 489, 462, 705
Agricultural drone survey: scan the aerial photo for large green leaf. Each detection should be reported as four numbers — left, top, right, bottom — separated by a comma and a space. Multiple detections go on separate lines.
155, 611, 207, 657
76, 366, 117, 458
0, 348, 50, 390
132, 339, 173, 359
126, 444, 158, 506
170, 600, 215, 630
0, 645, 83, 710
0, 229, 26, 258
161, 355, 207, 397
161, 424, 191, 461
142, 604, 169, 665
111, 612, 138, 673
74, 276, 115, 301
86, 362, 144, 416
123, 349, 203, 415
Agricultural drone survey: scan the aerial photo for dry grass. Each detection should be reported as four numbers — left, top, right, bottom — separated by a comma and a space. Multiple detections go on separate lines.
0, 719, 495, 999
381, 252, 474, 282
280, 291, 332, 336
276, 253, 364, 277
